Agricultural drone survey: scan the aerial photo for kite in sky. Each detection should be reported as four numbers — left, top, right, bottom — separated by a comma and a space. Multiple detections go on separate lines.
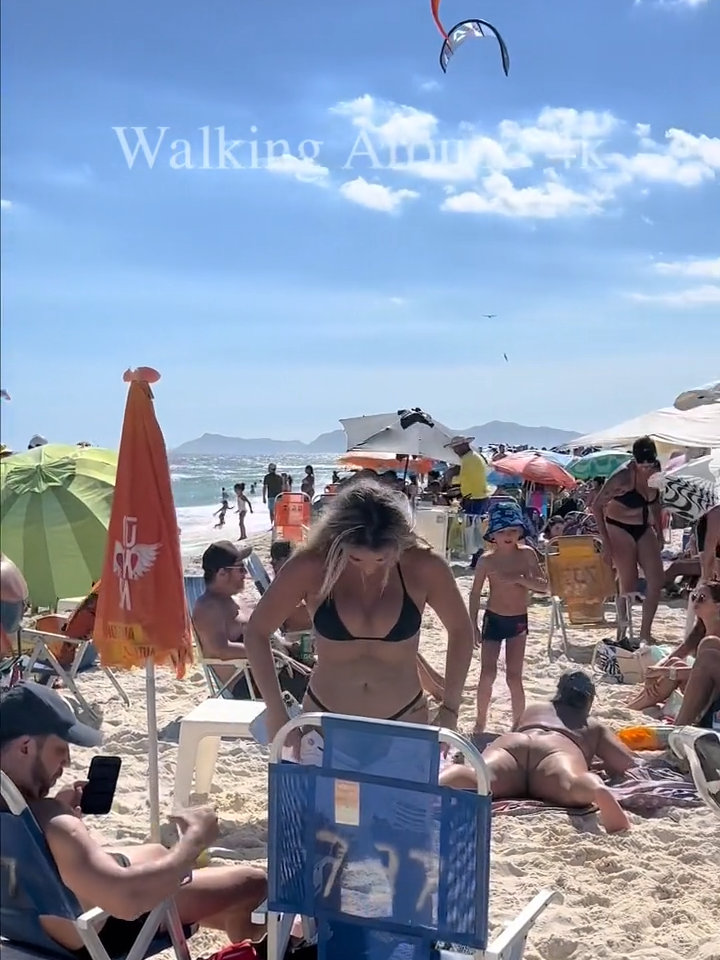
0, 389, 10, 401
430, 2, 510, 77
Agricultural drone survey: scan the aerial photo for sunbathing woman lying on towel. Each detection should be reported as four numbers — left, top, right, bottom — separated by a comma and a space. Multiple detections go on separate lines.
440, 672, 635, 833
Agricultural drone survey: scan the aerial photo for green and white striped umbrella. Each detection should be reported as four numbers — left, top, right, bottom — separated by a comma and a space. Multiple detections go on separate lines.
567, 449, 632, 481
0, 444, 117, 608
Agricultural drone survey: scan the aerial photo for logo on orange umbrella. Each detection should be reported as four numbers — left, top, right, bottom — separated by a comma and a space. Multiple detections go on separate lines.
112, 517, 160, 611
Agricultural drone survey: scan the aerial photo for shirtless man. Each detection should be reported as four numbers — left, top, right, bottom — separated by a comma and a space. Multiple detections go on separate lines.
0, 682, 266, 954
441, 671, 634, 833
469, 502, 548, 734
192, 541, 254, 695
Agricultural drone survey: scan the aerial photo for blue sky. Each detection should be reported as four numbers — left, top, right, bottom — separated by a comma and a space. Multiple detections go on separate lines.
1, 0, 719, 449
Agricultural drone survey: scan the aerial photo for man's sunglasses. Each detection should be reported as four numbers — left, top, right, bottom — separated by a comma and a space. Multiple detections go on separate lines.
691, 590, 709, 603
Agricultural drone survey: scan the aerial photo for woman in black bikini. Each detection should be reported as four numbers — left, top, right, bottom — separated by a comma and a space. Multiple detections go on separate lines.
244, 479, 474, 748
592, 435, 665, 642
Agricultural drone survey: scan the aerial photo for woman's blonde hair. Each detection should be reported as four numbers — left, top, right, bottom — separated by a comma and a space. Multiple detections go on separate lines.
302, 478, 420, 600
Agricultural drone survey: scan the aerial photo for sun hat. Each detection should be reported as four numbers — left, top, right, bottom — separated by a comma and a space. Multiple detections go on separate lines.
484, 501, 528, 541
444, 435, 475, 448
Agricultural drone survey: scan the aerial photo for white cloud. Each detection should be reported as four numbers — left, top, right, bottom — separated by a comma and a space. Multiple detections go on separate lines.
441, 172, 602, 219
627, 285, 720, 306
0, 199, 11, 209
339, 177, 419, 212
653, 257, 720, 279
389, 296, 407, 305
419, 80, 440, 92
265, 153, 329, 183
329, 95, 720, 220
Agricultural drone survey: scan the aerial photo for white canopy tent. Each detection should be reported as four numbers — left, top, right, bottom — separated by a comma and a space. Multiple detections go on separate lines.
674, 381, 720, 411
340, 410, 462, 463
573, 404, 720, 451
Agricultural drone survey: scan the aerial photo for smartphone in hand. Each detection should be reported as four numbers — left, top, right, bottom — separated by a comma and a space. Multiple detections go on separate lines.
80, 756, 122, 815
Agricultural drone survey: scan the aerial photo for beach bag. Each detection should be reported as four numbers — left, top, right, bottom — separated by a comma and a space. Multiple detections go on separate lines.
200, 936, 316, 960
200, 940, 266, 960
594, 640, 652, 684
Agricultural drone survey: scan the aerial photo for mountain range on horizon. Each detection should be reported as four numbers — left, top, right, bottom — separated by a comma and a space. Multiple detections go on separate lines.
172, 420, 582, 456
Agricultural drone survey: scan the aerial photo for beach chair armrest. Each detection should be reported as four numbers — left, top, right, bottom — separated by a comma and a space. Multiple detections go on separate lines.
202, 657, 248, 667
21, 628, 78, 643
76, 905, 110, 929
251, 900, 268, 925
482, 889, 563, 960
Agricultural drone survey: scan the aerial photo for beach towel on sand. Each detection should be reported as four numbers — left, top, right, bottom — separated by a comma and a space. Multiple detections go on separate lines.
490, 757, 702, 818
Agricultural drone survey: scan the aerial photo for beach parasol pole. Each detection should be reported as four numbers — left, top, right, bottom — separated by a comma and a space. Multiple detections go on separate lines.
146, 659, 161, 841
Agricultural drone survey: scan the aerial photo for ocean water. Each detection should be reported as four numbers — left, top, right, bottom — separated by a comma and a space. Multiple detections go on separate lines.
170, 453, 340, 560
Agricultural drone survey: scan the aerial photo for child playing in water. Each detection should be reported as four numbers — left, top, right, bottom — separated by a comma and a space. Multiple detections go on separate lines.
213, 490, 233, 529
469, 502, 548, 736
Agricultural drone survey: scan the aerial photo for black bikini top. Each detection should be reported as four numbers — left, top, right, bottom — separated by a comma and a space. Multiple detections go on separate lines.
613, 487, 658, 510
312, 565, 422, 642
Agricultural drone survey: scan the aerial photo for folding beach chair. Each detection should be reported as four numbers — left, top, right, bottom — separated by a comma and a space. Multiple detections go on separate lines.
0, 771, 192, 960
265, 714, 561, 960
184, 575, 256, 699
272, 493, 311, 544
244, 551, 272, 595
18, 617, 129, 720
546, 536, 631, 659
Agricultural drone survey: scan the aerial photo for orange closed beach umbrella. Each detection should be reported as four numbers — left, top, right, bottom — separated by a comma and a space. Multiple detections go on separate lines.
94, 367, 192, 839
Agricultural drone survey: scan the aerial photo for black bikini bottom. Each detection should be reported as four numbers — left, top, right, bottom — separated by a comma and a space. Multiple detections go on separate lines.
305, 686, 425, 721
606, 516, 648, 543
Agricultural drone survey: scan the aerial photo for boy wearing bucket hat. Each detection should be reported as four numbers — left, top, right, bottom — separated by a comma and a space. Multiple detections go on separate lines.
469, 501, 548, 735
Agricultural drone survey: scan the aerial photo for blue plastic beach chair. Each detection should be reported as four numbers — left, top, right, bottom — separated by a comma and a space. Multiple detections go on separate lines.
0, 771, 193, 960
265, 714, 561, 960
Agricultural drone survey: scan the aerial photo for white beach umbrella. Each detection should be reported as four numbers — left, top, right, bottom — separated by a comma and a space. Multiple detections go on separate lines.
673, 382, 720, 411
342, 408, 461, 463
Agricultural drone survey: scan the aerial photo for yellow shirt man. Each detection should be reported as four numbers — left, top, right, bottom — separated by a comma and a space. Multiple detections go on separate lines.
459, 449, 489, 500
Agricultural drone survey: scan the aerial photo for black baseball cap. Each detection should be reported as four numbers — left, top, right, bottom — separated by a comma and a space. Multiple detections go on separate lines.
0, 682, 102, 747
201, 540, 253, 576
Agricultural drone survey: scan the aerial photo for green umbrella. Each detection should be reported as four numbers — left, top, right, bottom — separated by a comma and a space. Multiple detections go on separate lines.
567, 449, 631, 481
1, 444, 117, 608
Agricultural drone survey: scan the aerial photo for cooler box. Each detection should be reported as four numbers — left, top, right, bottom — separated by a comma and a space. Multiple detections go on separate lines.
414, 505, 450, 557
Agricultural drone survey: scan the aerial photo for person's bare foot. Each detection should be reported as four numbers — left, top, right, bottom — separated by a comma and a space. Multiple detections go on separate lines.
595, 787, 631, 833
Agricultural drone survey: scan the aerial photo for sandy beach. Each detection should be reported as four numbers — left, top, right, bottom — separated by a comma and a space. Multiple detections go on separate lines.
55, 531, 719, 960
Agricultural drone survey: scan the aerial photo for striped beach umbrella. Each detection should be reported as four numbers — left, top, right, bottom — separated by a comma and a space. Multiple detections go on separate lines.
0, 444, 117, 608
567, 450, 632, 481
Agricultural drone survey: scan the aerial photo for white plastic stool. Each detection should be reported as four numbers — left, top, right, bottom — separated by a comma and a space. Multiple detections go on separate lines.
173, 699, 266, 811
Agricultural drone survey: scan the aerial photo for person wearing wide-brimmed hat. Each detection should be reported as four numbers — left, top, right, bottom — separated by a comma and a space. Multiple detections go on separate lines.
469, 501, 548, 736
445, 435, 490, 568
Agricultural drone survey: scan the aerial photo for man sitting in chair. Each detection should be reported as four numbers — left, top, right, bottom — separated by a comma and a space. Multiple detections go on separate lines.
192, 541, 255, 697
193, 541, 311, 702
0, 682, 266, 955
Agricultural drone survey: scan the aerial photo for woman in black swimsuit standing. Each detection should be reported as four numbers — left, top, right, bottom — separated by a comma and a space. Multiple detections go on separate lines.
244, 479, 474, 748
592, 436, 665, 642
